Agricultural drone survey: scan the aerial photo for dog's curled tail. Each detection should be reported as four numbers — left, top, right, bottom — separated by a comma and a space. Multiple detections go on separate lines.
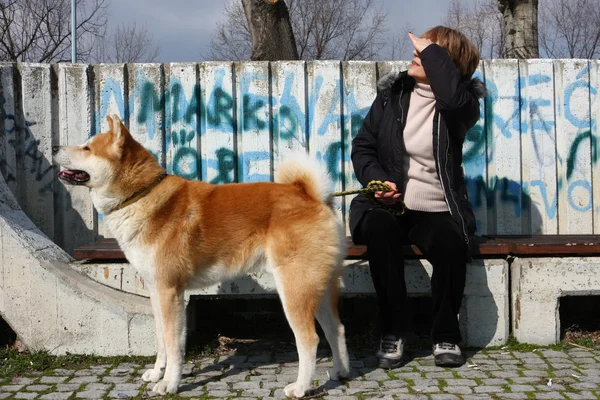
275, 154, 333, 204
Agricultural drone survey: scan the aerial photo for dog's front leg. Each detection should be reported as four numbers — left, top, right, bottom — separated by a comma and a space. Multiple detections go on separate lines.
151, 285, 186, 395
142, 289, 166, 383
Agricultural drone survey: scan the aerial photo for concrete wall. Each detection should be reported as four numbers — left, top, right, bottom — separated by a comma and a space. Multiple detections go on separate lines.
0, 60, 599, 254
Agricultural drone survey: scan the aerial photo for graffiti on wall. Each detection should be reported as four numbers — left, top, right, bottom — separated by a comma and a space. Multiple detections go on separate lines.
1, 60, 598, 235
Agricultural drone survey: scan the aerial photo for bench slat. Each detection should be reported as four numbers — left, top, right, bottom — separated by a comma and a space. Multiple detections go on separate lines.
73, 235, 556, 262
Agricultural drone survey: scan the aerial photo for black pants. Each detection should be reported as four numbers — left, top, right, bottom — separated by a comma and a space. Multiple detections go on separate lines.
356, 208, 467, 344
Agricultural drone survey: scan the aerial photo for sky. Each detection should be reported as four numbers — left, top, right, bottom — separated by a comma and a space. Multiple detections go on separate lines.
106, 0, 474, 63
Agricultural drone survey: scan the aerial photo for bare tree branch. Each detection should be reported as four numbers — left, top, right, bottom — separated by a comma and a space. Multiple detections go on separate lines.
91, 22, 160, 63
207, 0, 391, 61
443, 0, 506, 59
0, 0, 108, 63
539, 0, 600, 58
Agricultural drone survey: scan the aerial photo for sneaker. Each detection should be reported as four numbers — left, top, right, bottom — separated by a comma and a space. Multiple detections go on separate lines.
376, 334, 407, 369
433, 342, 465, 367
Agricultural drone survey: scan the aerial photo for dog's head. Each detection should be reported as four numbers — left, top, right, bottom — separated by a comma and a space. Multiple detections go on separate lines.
53, 114, 152, 189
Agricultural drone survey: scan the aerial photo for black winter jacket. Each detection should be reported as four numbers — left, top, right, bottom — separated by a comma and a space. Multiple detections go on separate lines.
349, 44, 487, 253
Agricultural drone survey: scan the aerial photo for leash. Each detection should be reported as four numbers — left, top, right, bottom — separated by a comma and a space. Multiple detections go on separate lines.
331, 180, 406, 216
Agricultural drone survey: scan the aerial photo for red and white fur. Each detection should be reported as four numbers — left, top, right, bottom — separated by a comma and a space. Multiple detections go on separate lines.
54, 115, 350, 397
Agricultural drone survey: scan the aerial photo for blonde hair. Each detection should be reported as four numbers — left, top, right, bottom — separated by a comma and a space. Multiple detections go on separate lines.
421, 26, 480, 80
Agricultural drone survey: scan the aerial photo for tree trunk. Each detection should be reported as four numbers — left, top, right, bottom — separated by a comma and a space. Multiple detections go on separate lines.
498, 0, 539, 58
241, 0, 299, 61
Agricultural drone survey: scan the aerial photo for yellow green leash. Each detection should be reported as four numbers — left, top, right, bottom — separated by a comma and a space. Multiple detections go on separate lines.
332, 180, 406, 216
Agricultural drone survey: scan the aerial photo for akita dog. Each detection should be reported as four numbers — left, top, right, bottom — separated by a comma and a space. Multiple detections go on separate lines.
53, 115, 349, 397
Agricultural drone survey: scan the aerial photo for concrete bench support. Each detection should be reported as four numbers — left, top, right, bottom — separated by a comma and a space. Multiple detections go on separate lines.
0, 174, 155, 356
74, 258, 510, 349
511, 257, 600, 345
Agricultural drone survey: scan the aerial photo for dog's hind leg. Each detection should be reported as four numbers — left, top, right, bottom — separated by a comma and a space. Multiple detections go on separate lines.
142, 289, 167, 383
151, 285, 186, 395
315, 273, 350, 381
273, 268, 321, 398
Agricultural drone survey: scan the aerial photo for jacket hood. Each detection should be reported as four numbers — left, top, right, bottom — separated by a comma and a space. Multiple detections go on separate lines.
376, 69, 487, 99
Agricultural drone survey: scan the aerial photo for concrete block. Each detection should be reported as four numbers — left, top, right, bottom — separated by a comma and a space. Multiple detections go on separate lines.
108, 257, 510, 348
511, 257, 600, 345
0, 172, 154, 356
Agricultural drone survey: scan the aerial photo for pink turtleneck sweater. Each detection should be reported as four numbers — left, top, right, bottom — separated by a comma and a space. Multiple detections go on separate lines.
401, 82, 448, 212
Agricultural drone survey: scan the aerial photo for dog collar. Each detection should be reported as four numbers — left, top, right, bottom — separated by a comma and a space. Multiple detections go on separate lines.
108, 172, 168, 214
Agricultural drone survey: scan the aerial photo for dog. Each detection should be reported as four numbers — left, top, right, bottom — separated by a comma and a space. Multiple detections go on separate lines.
53, 115, 350, 397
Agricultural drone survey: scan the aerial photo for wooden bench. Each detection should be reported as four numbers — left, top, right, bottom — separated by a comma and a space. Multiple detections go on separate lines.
73, 235, 600, 262
71, 235, 600, 348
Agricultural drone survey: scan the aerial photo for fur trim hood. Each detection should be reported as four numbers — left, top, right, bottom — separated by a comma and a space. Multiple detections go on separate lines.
376, 69, 487, 99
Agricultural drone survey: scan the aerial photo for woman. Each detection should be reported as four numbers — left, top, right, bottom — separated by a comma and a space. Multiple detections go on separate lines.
349, 26, 486, 368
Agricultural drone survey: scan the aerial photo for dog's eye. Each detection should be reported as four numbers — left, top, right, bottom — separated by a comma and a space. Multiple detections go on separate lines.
83, 145, 90, 151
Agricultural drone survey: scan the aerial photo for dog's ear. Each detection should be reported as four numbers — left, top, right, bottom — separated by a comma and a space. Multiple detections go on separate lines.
109, 114, 131, 143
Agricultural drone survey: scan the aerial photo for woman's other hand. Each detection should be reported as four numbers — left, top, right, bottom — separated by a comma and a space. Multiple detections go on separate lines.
374, 181, 402, 205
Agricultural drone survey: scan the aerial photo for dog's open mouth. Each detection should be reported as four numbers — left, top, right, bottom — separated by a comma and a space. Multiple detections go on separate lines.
58, 169, 90, 185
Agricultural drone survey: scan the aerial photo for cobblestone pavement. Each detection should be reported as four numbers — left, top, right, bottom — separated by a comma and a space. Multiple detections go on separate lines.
1, 346, 599, 399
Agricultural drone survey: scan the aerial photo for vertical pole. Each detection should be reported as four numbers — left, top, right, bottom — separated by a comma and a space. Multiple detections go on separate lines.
71, 0, 77, 63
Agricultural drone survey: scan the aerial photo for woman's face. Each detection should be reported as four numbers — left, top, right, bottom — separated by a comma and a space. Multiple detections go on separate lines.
407, 48, 429, 84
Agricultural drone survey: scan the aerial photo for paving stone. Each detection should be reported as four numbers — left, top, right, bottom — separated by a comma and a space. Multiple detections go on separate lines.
445, 379, 477, 386
40, 376, 68, 384
242, 388, 274, 397
347, 380, 380, 390
574, 358, 597, 364
412, 385, 441, 393
0, 394, 11, 400
361, 370, 391, 381
510, 377, 547, 384
207, 390, 234, 397
40, 393, 74, 400
15, 393, 38, 399
497, 394, 534, 399
442, 386, 473, 394
482, 378, 509, 385
113, 383, 143, 391
430, 395, 460, 400
11, 378, 35, 385
473, 385, 505, 393
424, 371, 455, 379
101, 376, 131, 384
55, 383, 81, 391
179, 390, 208, 398
382, 380, 408, 389
533, 393, 567, 399
508, 384, 535, 391
26, 384, 52, 391
563, 391, 598, 399
85, 383, 112, 391
488, 370, 521, 378
394, 372, 423, 380
570, 382, 600, 390
580, 368, 600, 376
108, 389, 141, 398
76, 390, 110, 399
52, 369, 75, 376
68, 376, 100, 384
0, 385, 23, 391
232, 381, 261, 390
522, 369, 551, 377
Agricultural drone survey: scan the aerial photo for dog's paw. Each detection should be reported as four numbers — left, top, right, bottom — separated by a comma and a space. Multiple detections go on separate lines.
152, 379, 178, 395
142, 368, 164, 383
284, 381, 309, 398
327, 366, 349, 381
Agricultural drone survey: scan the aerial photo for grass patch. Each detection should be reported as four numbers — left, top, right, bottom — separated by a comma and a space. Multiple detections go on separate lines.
0, 349, 153, 380
482, 333, 600, 354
